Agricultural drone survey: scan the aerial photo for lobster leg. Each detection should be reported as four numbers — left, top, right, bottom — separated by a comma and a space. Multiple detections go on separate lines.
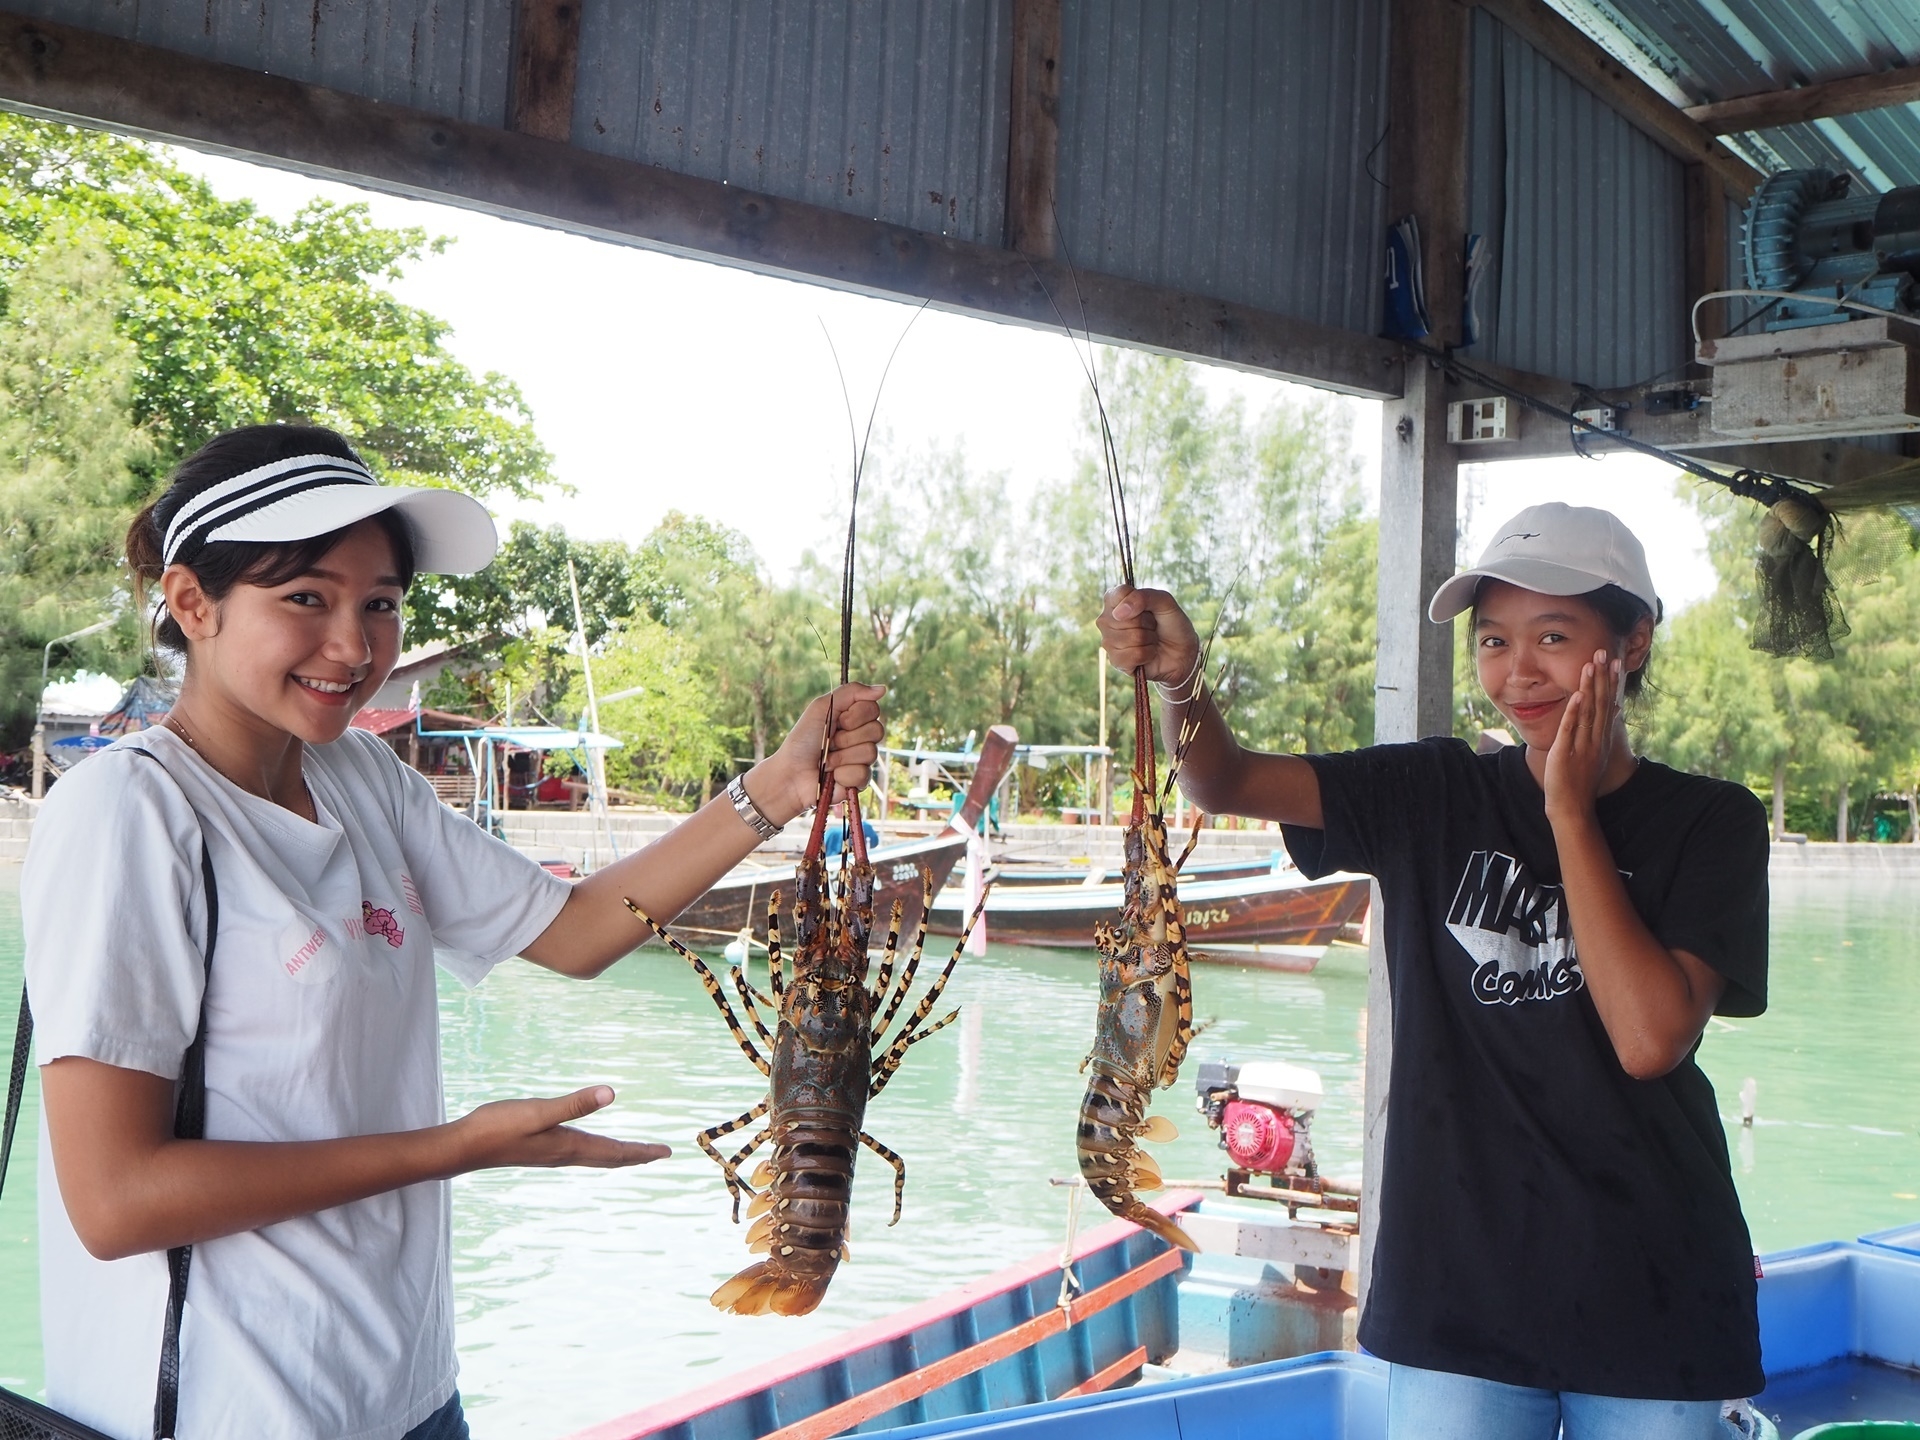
880, 880, 989, 1043
1174, 812, 1205, 875
868, 1008, 961, 1098
1159, 961, 1197, 1087
870, 897, 906, 1010
765, 891, 786, 1000
730, 966, 775, 1045
859, 1131, 907, 1226
625, 899, 770, 1077
699, 1100, 771, 1221
728, 1125, 773, 1175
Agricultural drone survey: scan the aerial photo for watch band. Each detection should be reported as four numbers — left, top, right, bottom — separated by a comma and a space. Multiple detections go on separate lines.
726, 774, 783, 841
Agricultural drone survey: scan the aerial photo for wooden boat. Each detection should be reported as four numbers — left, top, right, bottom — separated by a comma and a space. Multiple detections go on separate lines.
562, 1213, 1920, 1440
925, 864, 1370, 964
987, 855, 1278, 886
560, 1203, 1920, 1440
665, 726, 1016, 952
561, 1192, 1201, 1440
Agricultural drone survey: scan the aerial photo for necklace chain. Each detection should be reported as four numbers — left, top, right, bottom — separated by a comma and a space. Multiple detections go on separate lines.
163, 713, 199, 751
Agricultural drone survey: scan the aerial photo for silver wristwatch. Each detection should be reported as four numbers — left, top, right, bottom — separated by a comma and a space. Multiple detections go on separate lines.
726, 774, 782, 841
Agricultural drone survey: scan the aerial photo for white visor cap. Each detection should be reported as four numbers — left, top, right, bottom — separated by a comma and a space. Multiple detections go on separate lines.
1427, 502, 1659, 623
166, 454, 499, 575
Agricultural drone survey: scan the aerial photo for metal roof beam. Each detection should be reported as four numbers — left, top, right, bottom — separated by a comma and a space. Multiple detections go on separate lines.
0, 9, 1404, 400
1683, 63, 1920, 137
1477, 0, 1764, 198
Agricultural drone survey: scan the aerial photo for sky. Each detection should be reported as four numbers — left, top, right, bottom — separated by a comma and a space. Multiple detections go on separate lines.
162, 147, 1717, 613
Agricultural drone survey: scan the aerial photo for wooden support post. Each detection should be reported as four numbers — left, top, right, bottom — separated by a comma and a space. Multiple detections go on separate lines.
1363, 0, 1471, 1314
1685, 163, 1730, 367
1005, 0, 1063, 258
508, 0, 583, 143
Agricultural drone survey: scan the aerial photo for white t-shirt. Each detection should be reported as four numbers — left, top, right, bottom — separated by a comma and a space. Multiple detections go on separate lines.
23, 726, 571, 1440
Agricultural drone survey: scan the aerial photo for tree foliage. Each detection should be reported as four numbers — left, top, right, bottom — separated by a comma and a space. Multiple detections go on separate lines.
1633, 488, 1920, 840
0, 227, 155, 737
0, 114, 557, 735
0, 114, 552, 499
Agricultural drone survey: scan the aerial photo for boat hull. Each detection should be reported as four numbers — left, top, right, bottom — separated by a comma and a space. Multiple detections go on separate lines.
670, 828, 973, 949
927, 871, 1370, 955
668, 726, 1017, 952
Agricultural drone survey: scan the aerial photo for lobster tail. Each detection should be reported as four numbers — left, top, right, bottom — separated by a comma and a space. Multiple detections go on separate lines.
1119, 1200, 1200, 1253
1076, 1070, 1199, 1252
710, 1260, 838, 1316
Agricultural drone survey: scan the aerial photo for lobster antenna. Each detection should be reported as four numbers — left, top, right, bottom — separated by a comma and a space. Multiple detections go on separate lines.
819, 302, 930, 687
1162, 566, 1246, 802
1026, 231, 1135, 590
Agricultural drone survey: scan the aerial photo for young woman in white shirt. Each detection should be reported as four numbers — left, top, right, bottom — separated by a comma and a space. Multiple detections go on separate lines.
24, 424, 884, 1440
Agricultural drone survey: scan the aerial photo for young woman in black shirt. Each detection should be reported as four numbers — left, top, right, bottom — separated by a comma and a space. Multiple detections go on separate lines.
1096, 503, 1767, 1440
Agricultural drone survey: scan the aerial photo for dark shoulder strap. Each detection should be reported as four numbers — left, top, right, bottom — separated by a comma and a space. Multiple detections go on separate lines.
153, 838, 217, 1440
0, 989, 28, 1203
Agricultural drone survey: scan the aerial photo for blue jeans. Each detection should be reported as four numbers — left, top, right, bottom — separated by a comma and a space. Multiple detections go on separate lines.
402, 1391, 470, 1440
1388, 1364, 1728, 1440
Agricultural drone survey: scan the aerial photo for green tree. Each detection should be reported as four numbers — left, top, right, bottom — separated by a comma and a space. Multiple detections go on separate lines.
1645, 484, 1920, 839
1, 113, 557, 664
0, 227, 155, 738
591, 617, 740, 801
0, 114, 551, 498
410, 521, 646, 649
1637, 594, 1788, 791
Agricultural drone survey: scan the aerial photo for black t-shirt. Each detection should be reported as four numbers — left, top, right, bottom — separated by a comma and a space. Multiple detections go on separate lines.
1282, 738, 1768, 1400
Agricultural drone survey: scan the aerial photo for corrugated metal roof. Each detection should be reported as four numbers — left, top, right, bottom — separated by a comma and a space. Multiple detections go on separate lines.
1052, 0, 1391, 337
1466, 9, 1690, 389
571, 0, 1012, 246
9, 0, 513, 126
1553, 0, 1920, 188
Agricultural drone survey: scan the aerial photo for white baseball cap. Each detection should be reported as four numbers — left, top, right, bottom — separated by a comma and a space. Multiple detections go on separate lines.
162, 453, 498, 575
1427, 502, 1659, 623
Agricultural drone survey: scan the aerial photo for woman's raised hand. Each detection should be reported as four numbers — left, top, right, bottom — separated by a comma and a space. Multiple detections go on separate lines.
450, 1086, 671, 1171
1543, 649, 1622, 823
1097, 585, 1202, 686
761, 682, 887, 821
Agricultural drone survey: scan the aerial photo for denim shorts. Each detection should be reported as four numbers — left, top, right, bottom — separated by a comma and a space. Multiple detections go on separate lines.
402, 1391, 470, 1440
1387, 1363, 1733, 1440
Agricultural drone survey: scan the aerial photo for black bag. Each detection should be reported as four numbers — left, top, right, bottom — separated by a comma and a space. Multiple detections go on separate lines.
0, 821, 219, 1440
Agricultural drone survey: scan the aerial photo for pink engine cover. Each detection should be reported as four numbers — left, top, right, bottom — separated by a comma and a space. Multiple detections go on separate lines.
1223, 1100, 1296, 1173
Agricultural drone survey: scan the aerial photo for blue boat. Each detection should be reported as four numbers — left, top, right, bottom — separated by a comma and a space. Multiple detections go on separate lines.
564, 1204, 1920, 1440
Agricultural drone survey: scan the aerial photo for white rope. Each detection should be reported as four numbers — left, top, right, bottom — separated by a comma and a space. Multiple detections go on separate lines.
1054, 1180, 1084, 1310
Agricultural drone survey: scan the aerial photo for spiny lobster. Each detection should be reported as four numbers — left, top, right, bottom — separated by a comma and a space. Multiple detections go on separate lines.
625, 800, 985, 1315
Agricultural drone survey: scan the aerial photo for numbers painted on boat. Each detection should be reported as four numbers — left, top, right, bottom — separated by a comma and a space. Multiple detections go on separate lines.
891, 862, 920, 883
1186, 907, 1232, 928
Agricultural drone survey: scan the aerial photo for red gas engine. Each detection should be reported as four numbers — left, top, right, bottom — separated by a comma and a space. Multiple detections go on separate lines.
1197, 1060, 1343, 1208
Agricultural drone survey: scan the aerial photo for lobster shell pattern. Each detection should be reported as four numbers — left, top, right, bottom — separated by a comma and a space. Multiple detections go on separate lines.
627, 795, 980, 1317
1077, 675, 1200, 1252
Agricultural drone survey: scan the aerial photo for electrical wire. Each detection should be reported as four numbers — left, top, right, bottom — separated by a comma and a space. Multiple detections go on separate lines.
1691, 288, 1915, 347
1408, 341, 1812, 509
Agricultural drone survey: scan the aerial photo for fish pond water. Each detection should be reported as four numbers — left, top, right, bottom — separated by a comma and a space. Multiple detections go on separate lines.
1, 869, 1916, 1437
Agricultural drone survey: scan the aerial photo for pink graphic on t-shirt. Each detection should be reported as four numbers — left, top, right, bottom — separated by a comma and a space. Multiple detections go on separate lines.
362, 901, 406, 949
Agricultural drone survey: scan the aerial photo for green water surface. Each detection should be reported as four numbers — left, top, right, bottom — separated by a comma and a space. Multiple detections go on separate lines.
0, 869, 1914, 1437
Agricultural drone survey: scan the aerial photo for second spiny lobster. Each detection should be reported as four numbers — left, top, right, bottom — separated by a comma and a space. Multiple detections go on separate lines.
1076, 660, 1206, 1251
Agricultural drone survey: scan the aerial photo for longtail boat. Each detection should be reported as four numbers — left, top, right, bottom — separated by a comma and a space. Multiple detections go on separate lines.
664, 725, 1016, 951
925, 863, 1370, 963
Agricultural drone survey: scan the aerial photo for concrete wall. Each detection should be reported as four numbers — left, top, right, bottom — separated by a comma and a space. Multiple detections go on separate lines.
5, 797, 1918, 878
